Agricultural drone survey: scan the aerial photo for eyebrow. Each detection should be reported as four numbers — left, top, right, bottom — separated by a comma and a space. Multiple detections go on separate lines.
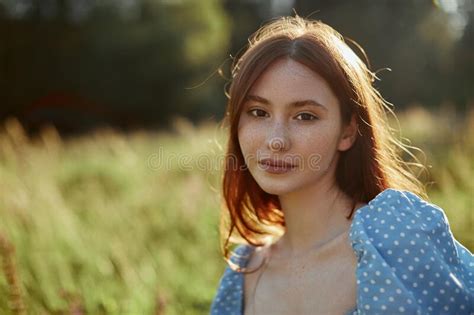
245, 94, 328, 111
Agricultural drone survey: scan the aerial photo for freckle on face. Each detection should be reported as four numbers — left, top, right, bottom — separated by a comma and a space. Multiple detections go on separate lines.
237, 58, 346, 196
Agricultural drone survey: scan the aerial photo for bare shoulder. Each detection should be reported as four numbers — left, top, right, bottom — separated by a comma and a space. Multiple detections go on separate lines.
244, 243, 270, 271
243, 244, 271, 315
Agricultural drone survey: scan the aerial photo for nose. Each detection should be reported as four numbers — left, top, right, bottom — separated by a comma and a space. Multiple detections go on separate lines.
267, 123, 291, 152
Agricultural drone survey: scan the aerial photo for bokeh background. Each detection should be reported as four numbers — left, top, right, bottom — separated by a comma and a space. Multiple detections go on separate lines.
0, 0, 473, 314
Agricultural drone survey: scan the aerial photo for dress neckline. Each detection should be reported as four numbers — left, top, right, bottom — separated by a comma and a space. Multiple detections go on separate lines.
236, 190, 395, 315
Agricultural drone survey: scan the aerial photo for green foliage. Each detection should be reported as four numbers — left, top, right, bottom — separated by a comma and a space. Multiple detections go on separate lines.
0, 0, 231, 127
0, 107, 473, 314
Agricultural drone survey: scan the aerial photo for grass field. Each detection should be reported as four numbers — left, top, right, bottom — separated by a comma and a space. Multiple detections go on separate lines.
0, 106, 472, 314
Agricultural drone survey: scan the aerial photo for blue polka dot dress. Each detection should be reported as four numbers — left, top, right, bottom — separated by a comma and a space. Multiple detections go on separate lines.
209, 189, 474, 314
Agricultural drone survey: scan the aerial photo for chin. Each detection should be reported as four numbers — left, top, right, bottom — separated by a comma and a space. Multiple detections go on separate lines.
252, 175, 302, 196
259, 185, 291, 196
250, 166, 323, 196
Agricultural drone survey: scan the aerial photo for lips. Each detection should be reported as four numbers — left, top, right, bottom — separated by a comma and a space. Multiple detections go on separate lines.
258, 158, 296, 168
257, 158, 296, 174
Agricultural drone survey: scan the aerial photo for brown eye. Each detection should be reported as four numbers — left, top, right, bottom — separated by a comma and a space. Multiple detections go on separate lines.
248, 109, 268, 118
296, 113, 318, 121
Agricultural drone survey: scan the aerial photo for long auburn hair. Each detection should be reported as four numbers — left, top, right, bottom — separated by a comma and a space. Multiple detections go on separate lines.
218, 15, 426, 272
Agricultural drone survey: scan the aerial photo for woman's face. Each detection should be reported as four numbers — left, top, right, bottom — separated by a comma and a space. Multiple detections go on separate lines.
237, 58, 354, 196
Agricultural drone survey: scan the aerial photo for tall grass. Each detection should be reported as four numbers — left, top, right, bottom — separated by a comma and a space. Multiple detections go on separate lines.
0, 106, 472, 314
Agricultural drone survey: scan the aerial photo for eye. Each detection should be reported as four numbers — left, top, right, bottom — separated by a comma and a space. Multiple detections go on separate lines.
247, 108, 269, 118
295, 112, 318, 121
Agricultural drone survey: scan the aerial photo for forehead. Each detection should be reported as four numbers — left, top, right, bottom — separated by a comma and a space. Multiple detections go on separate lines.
247, 58, 338, 108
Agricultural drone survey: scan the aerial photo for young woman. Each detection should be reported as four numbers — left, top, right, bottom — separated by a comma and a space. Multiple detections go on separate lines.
210, 15, 473, 315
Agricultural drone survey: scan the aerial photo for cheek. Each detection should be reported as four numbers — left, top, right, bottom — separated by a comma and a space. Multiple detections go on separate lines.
295, 125, 340, 157
296, 125, 327, 145
238, 120, 262, 154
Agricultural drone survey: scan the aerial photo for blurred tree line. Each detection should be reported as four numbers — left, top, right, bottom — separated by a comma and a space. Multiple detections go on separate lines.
0, 0, 472, 134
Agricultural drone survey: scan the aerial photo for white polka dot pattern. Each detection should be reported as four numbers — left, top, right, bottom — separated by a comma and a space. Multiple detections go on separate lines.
350, 189, 474, 314
209, 188, 474, 314
209, 244, 251, 315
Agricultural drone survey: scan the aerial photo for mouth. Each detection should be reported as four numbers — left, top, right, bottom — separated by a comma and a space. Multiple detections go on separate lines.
258, 158, 297, 173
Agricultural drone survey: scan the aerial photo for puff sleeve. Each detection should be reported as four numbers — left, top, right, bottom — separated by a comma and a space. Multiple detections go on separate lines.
349, 188, 474, 314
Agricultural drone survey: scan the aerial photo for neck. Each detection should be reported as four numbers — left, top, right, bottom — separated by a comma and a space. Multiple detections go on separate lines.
276, 176, 354, 258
